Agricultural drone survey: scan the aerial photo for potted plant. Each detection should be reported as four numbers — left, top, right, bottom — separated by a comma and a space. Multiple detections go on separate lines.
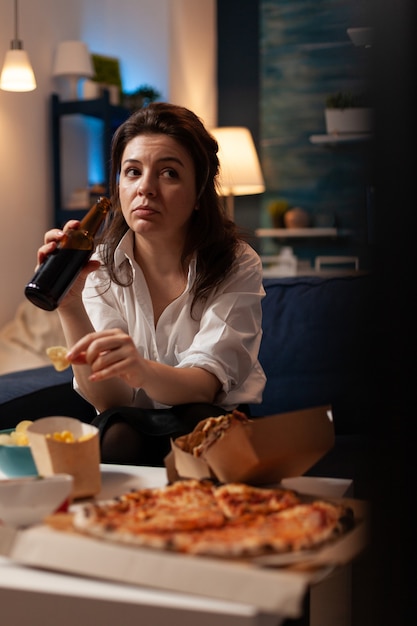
324, 91, 373, 135
83, 54, 123, 105
122, 85, 161, 111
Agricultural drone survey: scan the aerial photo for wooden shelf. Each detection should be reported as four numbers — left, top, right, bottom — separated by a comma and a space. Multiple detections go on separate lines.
54, 96, 129, 123
309, 133, 372, 146
255, 228, 351, 238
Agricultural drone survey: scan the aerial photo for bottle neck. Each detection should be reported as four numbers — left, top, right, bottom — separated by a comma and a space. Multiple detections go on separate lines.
79, 196, 111, 237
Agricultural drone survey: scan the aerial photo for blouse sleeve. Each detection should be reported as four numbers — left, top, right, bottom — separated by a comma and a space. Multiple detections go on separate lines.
176, 243, 266, 403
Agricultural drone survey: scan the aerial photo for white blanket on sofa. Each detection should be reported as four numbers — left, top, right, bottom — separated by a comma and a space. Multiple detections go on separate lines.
0, 300, 66, 375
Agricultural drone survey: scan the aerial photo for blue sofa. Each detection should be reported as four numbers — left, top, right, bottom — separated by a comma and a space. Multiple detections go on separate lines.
0, 274, 375, 496
253, 274, 375, 497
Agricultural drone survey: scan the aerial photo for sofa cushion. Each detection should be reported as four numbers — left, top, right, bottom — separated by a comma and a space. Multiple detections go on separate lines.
0, 366, 95, 429
0, 300, 66, 375
250, 274, 375, 436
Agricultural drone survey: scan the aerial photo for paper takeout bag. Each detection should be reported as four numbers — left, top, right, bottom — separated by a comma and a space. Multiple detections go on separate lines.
27, 416, 101, 498
166, 405, 335, 485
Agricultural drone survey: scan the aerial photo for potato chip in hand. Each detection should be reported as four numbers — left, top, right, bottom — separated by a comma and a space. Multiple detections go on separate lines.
46, 346, 70, 371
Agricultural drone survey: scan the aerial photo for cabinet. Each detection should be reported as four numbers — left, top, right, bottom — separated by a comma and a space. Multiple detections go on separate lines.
51, 91, 130, 227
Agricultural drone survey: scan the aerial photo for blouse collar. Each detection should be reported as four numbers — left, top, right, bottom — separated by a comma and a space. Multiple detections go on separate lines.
113, 230, 196, 288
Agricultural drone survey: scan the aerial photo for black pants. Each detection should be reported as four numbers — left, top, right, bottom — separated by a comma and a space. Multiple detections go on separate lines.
92, 403, 250, 467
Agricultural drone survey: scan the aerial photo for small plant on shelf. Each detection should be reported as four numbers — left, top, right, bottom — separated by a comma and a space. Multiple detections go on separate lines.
122, 85, 161, 111
325, 91, 370, 109
324, 91, 373, 134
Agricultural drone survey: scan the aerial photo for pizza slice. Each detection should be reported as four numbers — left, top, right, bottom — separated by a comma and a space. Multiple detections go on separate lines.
74, 479, 225, 539
168, 499, 354, 557
214, 482, 301, 518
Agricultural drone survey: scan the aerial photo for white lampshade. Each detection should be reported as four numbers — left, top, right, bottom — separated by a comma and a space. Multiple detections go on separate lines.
211, 127, 265, 220
53, 41, 94, 77
211, 127, 265, 195
0, 48, 36, 92
52, 41, 94, 99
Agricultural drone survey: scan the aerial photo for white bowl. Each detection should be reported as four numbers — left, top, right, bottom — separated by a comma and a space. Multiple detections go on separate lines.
0, 473, 73, 527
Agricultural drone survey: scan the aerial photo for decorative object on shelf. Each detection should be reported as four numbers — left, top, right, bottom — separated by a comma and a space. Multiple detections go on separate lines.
347, 27, 374, 48
283, 207, 310, 229
267, 199, 290, 228
263, 246, 298, 277
86, 53, 122, 105
324, 91, 373, 135
65, 187, 108, 211
210, 127, 265, 221
82, 79, 120, 105
81, 79, 100, 100
52, 41, 94, 100
89, 183, 107, 206
0, 0, 36, 92
122, 84, 161, 112
66, 188, 90, 210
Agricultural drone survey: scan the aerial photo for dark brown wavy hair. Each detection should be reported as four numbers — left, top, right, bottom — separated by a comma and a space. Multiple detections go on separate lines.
98, 102, 242, 312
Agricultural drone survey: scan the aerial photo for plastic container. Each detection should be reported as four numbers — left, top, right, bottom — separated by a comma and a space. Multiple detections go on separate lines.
271, 247, 298, 277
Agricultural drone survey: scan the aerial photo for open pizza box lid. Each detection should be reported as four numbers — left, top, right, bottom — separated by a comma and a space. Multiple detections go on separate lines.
26, 416, 101, 499
165, 405, 335, 485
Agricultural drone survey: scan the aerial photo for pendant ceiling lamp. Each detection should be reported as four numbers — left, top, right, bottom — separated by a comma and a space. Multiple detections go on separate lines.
0, 0, 37, 92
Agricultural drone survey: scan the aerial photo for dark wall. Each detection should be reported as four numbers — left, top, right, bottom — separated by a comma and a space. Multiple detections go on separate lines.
217, 3, 417, 623
216, 0, 371, 263
216, 0, 262, 238
216, 0, 260, 141
369, 1, 417, 624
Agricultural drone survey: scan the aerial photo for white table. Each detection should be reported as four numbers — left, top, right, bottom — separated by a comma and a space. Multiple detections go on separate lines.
0, 465, 354, 626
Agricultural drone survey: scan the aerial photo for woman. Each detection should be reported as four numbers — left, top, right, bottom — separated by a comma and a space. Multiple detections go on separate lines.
37, 102, 266, 466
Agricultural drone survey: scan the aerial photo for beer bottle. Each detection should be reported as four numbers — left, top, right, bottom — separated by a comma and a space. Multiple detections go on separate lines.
24, 196, 111, 311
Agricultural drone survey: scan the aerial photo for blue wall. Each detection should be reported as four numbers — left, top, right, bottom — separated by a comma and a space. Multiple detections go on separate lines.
217, 0, 375, 268
260, 1, 373, 233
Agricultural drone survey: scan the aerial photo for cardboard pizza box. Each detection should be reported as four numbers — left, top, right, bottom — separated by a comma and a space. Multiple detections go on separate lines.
26, 416, 101, 499
0, 470, 369, 620
166, 405, 334, 485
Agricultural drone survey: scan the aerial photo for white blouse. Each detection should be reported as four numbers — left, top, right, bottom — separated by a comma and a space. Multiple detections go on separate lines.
80, 231, 266, 411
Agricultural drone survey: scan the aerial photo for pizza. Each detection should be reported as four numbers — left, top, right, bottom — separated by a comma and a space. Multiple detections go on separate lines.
71, 479, 354, 558
174, 409, 250, 457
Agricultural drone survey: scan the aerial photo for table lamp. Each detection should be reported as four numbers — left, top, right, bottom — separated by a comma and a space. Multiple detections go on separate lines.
211, 126, 265, 220
52, 41, 94, 100
0, 0, 36, 92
